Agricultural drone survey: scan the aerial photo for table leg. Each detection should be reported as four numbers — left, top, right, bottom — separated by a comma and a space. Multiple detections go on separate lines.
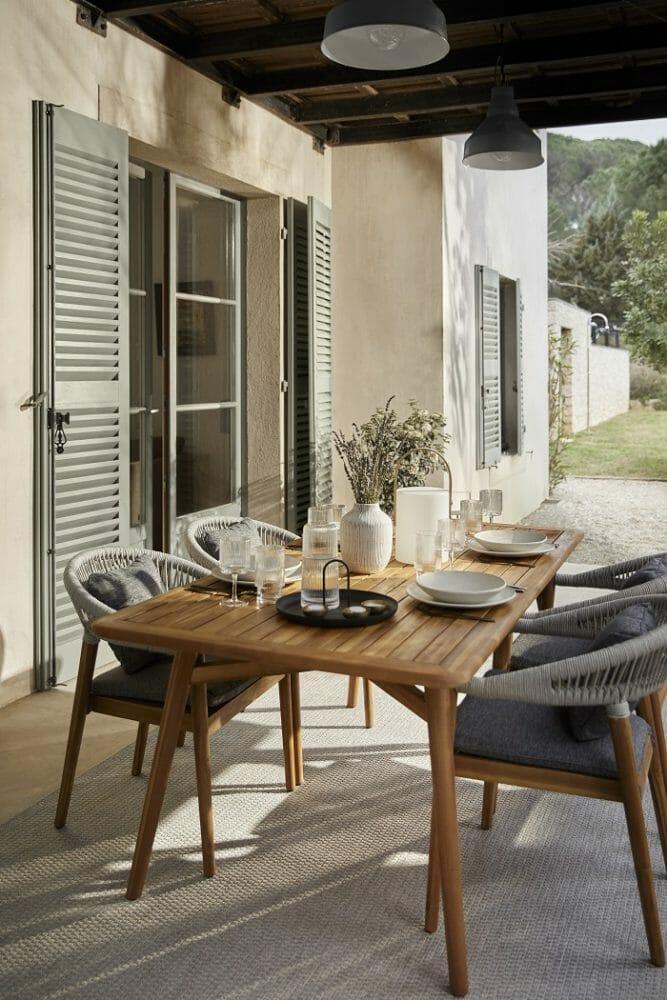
126, 650, 196, 900
291, 673, 304, 786
492, 633, 512, 671
425, 687, 469, 997
536, 579, 556, 610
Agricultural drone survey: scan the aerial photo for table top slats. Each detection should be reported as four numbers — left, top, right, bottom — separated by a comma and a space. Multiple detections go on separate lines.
93, 527, 582, 688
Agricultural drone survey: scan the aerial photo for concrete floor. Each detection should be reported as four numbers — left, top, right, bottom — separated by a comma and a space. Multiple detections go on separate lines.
0, 563, 604, 827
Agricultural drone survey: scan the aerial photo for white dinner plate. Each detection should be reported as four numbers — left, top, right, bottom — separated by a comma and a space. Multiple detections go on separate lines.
417, 569, 506, 604
407, 580, 518, 610
215, 556, 302, 585
466, 538, 555, 559
474, 528, 547, 552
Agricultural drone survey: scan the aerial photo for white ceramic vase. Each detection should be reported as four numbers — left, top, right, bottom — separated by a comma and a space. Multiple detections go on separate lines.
340, 503, 393, 574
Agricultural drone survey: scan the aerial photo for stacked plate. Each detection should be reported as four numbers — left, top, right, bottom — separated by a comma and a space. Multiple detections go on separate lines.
407, 570, 517, 611
467, 528, 554, 559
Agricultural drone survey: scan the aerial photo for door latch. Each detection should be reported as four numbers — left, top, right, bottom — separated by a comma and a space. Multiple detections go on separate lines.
49, 410, 70, 454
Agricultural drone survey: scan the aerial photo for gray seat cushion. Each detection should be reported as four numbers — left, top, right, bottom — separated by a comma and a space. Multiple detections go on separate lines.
455, 691, 650, 779
200, 519, 262, 561
92, 657, 258, 712
511, 634, 593, 670
621, 554, 667, 589
85, 555, 165, 674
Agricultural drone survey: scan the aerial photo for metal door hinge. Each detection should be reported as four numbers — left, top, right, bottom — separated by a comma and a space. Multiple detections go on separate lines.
280, 227, 289, 241
76, 4, 107, 37
280, 380, 289, 393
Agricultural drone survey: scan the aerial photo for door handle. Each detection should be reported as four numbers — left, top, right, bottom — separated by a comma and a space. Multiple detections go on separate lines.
49, 410, 70, 454
20, 391, 47, 411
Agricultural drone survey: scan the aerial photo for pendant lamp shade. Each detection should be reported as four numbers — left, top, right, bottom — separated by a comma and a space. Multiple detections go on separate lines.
463, 86, 544, 171
322, 0, 449, 71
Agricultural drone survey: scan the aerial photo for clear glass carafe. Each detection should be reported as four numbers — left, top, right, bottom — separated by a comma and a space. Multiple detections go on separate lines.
302, 506, 339, 558
300, 556, 340, 610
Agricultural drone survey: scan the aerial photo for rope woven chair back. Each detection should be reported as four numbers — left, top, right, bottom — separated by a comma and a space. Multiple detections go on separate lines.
463, 594, 667, 710
64, 546, 207, 642
184, 516, 300, 573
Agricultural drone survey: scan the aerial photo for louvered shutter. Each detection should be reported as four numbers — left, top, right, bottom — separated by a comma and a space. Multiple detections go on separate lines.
476, 265, 502, 469
308, 197, 333, 506
37, 105, 129, 685
515, 281, 525, 455
284, 199, 311, 532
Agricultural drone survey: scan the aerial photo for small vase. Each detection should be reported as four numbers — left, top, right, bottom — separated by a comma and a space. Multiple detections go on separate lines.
340, 503, 393, 574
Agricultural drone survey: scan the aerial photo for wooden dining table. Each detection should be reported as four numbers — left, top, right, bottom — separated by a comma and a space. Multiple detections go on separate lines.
93, 525, 583, 996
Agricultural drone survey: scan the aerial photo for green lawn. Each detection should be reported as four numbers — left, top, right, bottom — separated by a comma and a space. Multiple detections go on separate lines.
562, 408, 667, 479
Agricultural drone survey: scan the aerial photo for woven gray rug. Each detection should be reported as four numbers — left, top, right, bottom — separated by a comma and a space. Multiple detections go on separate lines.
1, 673, 666, 1000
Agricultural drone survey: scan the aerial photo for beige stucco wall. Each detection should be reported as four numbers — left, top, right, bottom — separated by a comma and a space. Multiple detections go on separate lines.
0, 0, 330, 703
332, 133, 550, 524
331, 139, 445, 504
246, 198, 284, 526
548, 298, 629, 434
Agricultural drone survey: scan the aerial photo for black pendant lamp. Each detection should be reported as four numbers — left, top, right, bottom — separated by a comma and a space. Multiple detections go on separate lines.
321, 0, 449, 71
463, 31, 544, 171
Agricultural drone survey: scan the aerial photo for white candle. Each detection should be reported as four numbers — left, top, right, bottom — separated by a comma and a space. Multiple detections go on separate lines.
395, 487, 451, 565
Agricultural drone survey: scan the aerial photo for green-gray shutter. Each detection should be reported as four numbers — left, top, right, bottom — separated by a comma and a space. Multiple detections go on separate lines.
35, 104, 129, 686
515, 280, 525, 455
308, 197, 333, 506
476, 265, 502, 469
284, 198, 311, 532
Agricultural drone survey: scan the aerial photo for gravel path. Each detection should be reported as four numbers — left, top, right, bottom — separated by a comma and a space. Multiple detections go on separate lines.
524, 476, 667, 564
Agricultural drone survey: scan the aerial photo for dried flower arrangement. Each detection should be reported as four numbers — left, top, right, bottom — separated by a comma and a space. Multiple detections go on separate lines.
333, 397, 451, 513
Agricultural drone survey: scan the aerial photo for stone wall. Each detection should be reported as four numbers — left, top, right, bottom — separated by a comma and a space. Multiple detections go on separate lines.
548, 299, 629, 434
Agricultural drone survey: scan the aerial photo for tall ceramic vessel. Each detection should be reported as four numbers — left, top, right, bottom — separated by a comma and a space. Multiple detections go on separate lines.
340, 503, 392, 574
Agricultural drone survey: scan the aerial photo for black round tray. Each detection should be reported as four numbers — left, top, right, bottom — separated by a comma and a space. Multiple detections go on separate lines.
276, 590, 398, 628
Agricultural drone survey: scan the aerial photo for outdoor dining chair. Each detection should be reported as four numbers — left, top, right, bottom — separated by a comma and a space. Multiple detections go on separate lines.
55, 546, 299, 880
184, 515, 375, 729
425, 594, 667, 967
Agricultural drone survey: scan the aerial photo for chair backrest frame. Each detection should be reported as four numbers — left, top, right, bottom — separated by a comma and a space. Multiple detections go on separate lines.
184, 516, 300, 573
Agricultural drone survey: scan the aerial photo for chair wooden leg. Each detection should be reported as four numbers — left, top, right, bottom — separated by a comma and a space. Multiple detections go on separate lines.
426, 687, 469, 997
363, 678, 375, 729
347, 675, 360, 708
132, 722, 150, 777
191, 684, 215, 879
639, 698, 667, 871
126, 650, 196, 900
279, 676, 296, 792
290, 673, 304, 786
536, 579, 556, 610
177, 729, 186, 748
481, 782, 498, 831
54, 641, 98, 829
609, 713, 665, 967
650, 692, 667, 797
425, 802, 441, 933
492, 634, 512, 671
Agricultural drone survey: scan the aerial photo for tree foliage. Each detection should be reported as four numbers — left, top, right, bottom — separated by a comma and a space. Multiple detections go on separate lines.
613, 211, 667, 372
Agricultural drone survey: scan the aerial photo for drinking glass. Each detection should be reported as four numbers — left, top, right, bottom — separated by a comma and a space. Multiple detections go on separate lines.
460, 499, 483, 537
324, 504, 346, 528
219, 536, 252, 608
255, 545, 285, 607
451, 490, 471, 518
437, 517, 465, 568
415, 530, 442, 579
480, 489, 503, 523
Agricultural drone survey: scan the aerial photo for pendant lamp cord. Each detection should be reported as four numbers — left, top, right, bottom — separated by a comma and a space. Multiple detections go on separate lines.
495, 24, 508, 85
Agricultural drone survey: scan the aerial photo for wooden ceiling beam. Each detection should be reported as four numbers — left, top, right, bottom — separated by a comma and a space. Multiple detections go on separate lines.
333, 93, 667, 145
294, 64, 667, 125
184, 2, 618, 63
239, 23, 667, 96
95, 0, 198, 14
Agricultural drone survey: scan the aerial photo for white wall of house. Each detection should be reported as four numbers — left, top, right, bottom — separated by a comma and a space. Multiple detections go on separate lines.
548, 298, 630, 434
0, 0, 330, 705
442, 134, 549, 524
332, 134, 549, 524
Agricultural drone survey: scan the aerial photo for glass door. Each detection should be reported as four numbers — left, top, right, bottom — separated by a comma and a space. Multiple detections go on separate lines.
167, 175, 243, 551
